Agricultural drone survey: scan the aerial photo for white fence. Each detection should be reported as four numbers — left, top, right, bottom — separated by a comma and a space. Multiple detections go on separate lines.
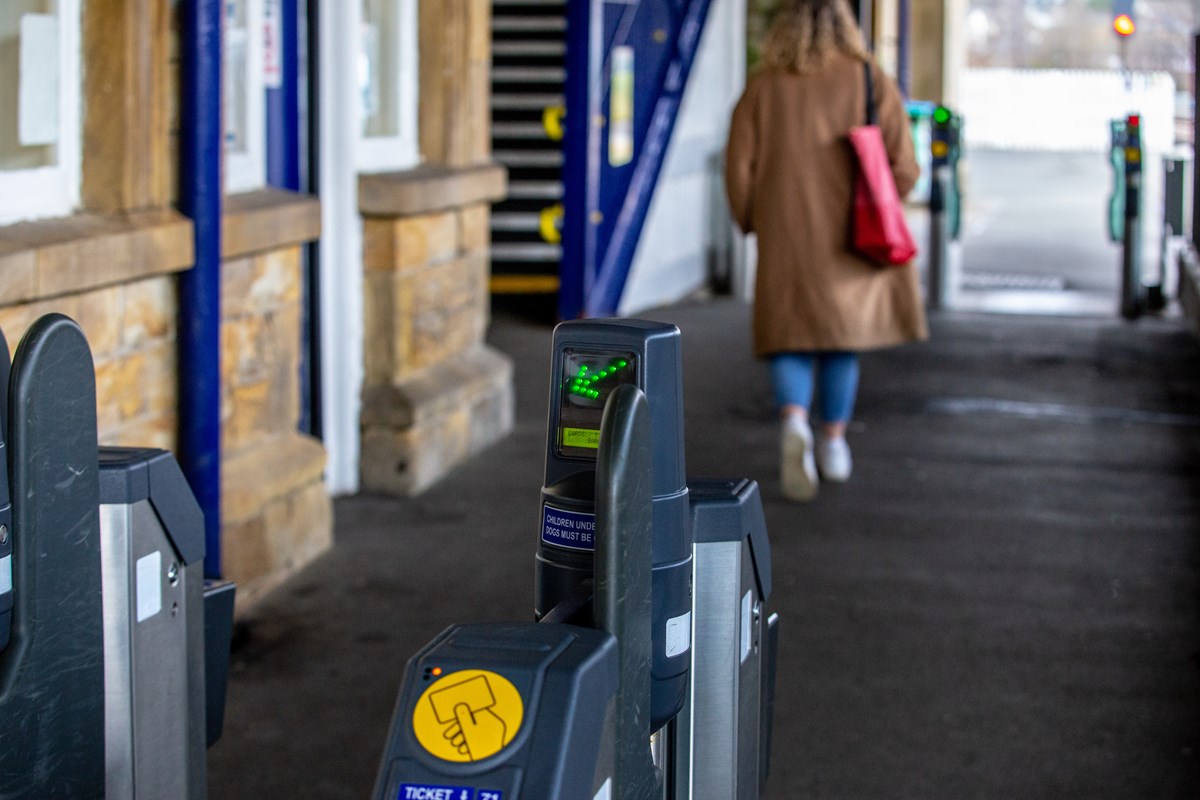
959, 69, 1177, 153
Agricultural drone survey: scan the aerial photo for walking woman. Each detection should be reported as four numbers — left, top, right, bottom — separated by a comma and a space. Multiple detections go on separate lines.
725, 0, 928, 501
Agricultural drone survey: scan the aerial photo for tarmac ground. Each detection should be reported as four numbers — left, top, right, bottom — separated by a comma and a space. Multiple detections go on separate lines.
208, 296, 1200, 799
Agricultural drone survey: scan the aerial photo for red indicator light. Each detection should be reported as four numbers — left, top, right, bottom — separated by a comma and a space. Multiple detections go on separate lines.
1113, 14, 1135, 36
1127, 114, 1140, 127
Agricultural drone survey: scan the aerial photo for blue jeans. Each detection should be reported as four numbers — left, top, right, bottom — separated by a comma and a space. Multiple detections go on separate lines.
769, 351, 859, 423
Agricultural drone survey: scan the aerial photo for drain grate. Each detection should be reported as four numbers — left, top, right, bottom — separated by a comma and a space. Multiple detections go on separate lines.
960, 271, 1067, 291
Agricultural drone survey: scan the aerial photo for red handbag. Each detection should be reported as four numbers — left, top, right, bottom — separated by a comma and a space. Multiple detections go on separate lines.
849, 63, 917, 266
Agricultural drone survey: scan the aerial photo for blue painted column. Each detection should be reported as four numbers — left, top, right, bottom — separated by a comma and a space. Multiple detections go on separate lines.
559, 0, 600, 320
179, 0, 224, 579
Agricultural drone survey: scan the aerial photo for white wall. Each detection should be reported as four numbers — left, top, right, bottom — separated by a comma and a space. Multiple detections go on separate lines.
960, 68, 1177, 153
318, 1, 420, 495
618, 0, 746, 315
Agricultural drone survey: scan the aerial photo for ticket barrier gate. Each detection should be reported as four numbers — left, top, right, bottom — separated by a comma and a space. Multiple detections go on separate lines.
927, 105, 963, 309
0, 315, 235, 799
374, 320, 778, 800
1110, 113, 1146, 319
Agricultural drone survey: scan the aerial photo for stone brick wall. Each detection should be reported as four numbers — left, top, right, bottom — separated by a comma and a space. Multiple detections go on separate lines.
0, 276, 179, 450
219, 241, 330, 609
363, 207, 490, 384
360, 192, 513, 495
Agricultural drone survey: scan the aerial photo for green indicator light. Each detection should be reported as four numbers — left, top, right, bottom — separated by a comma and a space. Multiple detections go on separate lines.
618, 360, 627, 367
933, 107, 951, 125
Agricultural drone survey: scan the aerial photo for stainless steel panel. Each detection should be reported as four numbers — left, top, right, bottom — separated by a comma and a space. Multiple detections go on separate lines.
682, 537, 767, 800
101, 500, 206, 800
101, 504, 135, 800
689, 539, 742, 798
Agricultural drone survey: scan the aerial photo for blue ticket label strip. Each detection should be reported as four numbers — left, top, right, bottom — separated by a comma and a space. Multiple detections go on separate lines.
541, 504, 596, 551
397, 785, 503, 800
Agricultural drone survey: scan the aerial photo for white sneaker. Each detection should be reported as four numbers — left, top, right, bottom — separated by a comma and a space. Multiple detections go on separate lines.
781, 417, 819, 501
817, 437, 853, 482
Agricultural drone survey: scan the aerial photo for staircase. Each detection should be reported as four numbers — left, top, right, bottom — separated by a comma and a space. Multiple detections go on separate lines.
490, 1, 568, 297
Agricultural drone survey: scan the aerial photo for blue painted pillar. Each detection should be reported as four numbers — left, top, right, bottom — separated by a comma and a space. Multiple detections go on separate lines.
179, 0, 224, 579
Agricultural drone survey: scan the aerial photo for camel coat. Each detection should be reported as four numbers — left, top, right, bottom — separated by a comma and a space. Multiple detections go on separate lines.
725, 55, 929, 356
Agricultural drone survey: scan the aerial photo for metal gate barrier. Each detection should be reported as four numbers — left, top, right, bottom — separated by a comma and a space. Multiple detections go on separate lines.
373, 320, 779, 800
0, 314, 235, 799
0, 315, 773, 800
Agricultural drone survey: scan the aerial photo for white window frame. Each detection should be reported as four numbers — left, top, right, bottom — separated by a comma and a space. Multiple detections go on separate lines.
0, 0, 82, 227
224, 0, 267, 194
354, 0, 419, 173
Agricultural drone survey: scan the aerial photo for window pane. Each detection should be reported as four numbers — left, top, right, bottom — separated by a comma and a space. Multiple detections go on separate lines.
0, 0, 58, 171
224, 0, 249, 155
360, 0, 400, 138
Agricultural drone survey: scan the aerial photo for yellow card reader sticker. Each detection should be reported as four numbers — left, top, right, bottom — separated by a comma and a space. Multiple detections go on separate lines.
412, 670, 524, 762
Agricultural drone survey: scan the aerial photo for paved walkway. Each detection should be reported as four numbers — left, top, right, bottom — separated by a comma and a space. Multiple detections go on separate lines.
208, 297, 1200, 799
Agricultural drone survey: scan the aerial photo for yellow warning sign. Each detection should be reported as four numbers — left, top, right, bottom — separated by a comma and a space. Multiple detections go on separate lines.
412, 670, 524, 762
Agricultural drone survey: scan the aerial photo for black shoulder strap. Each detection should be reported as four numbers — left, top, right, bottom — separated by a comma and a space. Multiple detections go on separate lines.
864, 60, 877, 126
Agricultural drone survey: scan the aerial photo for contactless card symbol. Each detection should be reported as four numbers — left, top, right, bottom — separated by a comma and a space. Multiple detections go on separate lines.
412, 670, 524, 763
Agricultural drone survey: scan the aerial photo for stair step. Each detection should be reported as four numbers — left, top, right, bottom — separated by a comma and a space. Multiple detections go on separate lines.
493, 41, 566, 58
491, 243, 562, 263
492, 93, 565, 111
493, 121, 555, 140
494, 150, 564, 167
491, 213, 544, 232
504, 181, 564, 200
492, 66, 567, 83
492, 16, 567, 33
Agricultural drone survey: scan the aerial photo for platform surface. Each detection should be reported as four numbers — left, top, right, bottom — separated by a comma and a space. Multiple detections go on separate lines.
208, 297, 1200, 799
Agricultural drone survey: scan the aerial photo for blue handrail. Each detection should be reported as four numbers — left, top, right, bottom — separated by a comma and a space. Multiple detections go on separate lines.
561, 0, 714, 320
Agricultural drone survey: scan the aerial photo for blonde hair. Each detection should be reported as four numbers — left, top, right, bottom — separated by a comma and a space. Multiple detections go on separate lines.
762, 0, 869, 73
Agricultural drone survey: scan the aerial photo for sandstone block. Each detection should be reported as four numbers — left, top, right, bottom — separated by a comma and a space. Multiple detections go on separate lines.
0, 250, 37, 307
220, 256, 257, 318
363, 270, 399, 385
101, 412, 176, 452
459, 205, 490, 253
122, 276, 175, 348
251, 247, 302, 309
360, 345, 514, 496
74, 285, 121, 358
363, 219, 398, 273
223, 379, 272, 454
94, 353, 148, 429
397, 212, 458, 271
222, 477, 332, 613
222, 431, 327, 524
140, 340, 178, 418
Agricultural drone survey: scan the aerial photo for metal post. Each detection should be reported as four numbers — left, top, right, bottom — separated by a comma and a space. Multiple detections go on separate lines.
1120, 115, 1143, 320
927, 166, 950, 309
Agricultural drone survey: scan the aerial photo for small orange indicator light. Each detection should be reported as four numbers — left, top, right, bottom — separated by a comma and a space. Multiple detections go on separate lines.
1113, 14, 1135, 36
931, 141, 949, 158
431, 667, 443, 677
